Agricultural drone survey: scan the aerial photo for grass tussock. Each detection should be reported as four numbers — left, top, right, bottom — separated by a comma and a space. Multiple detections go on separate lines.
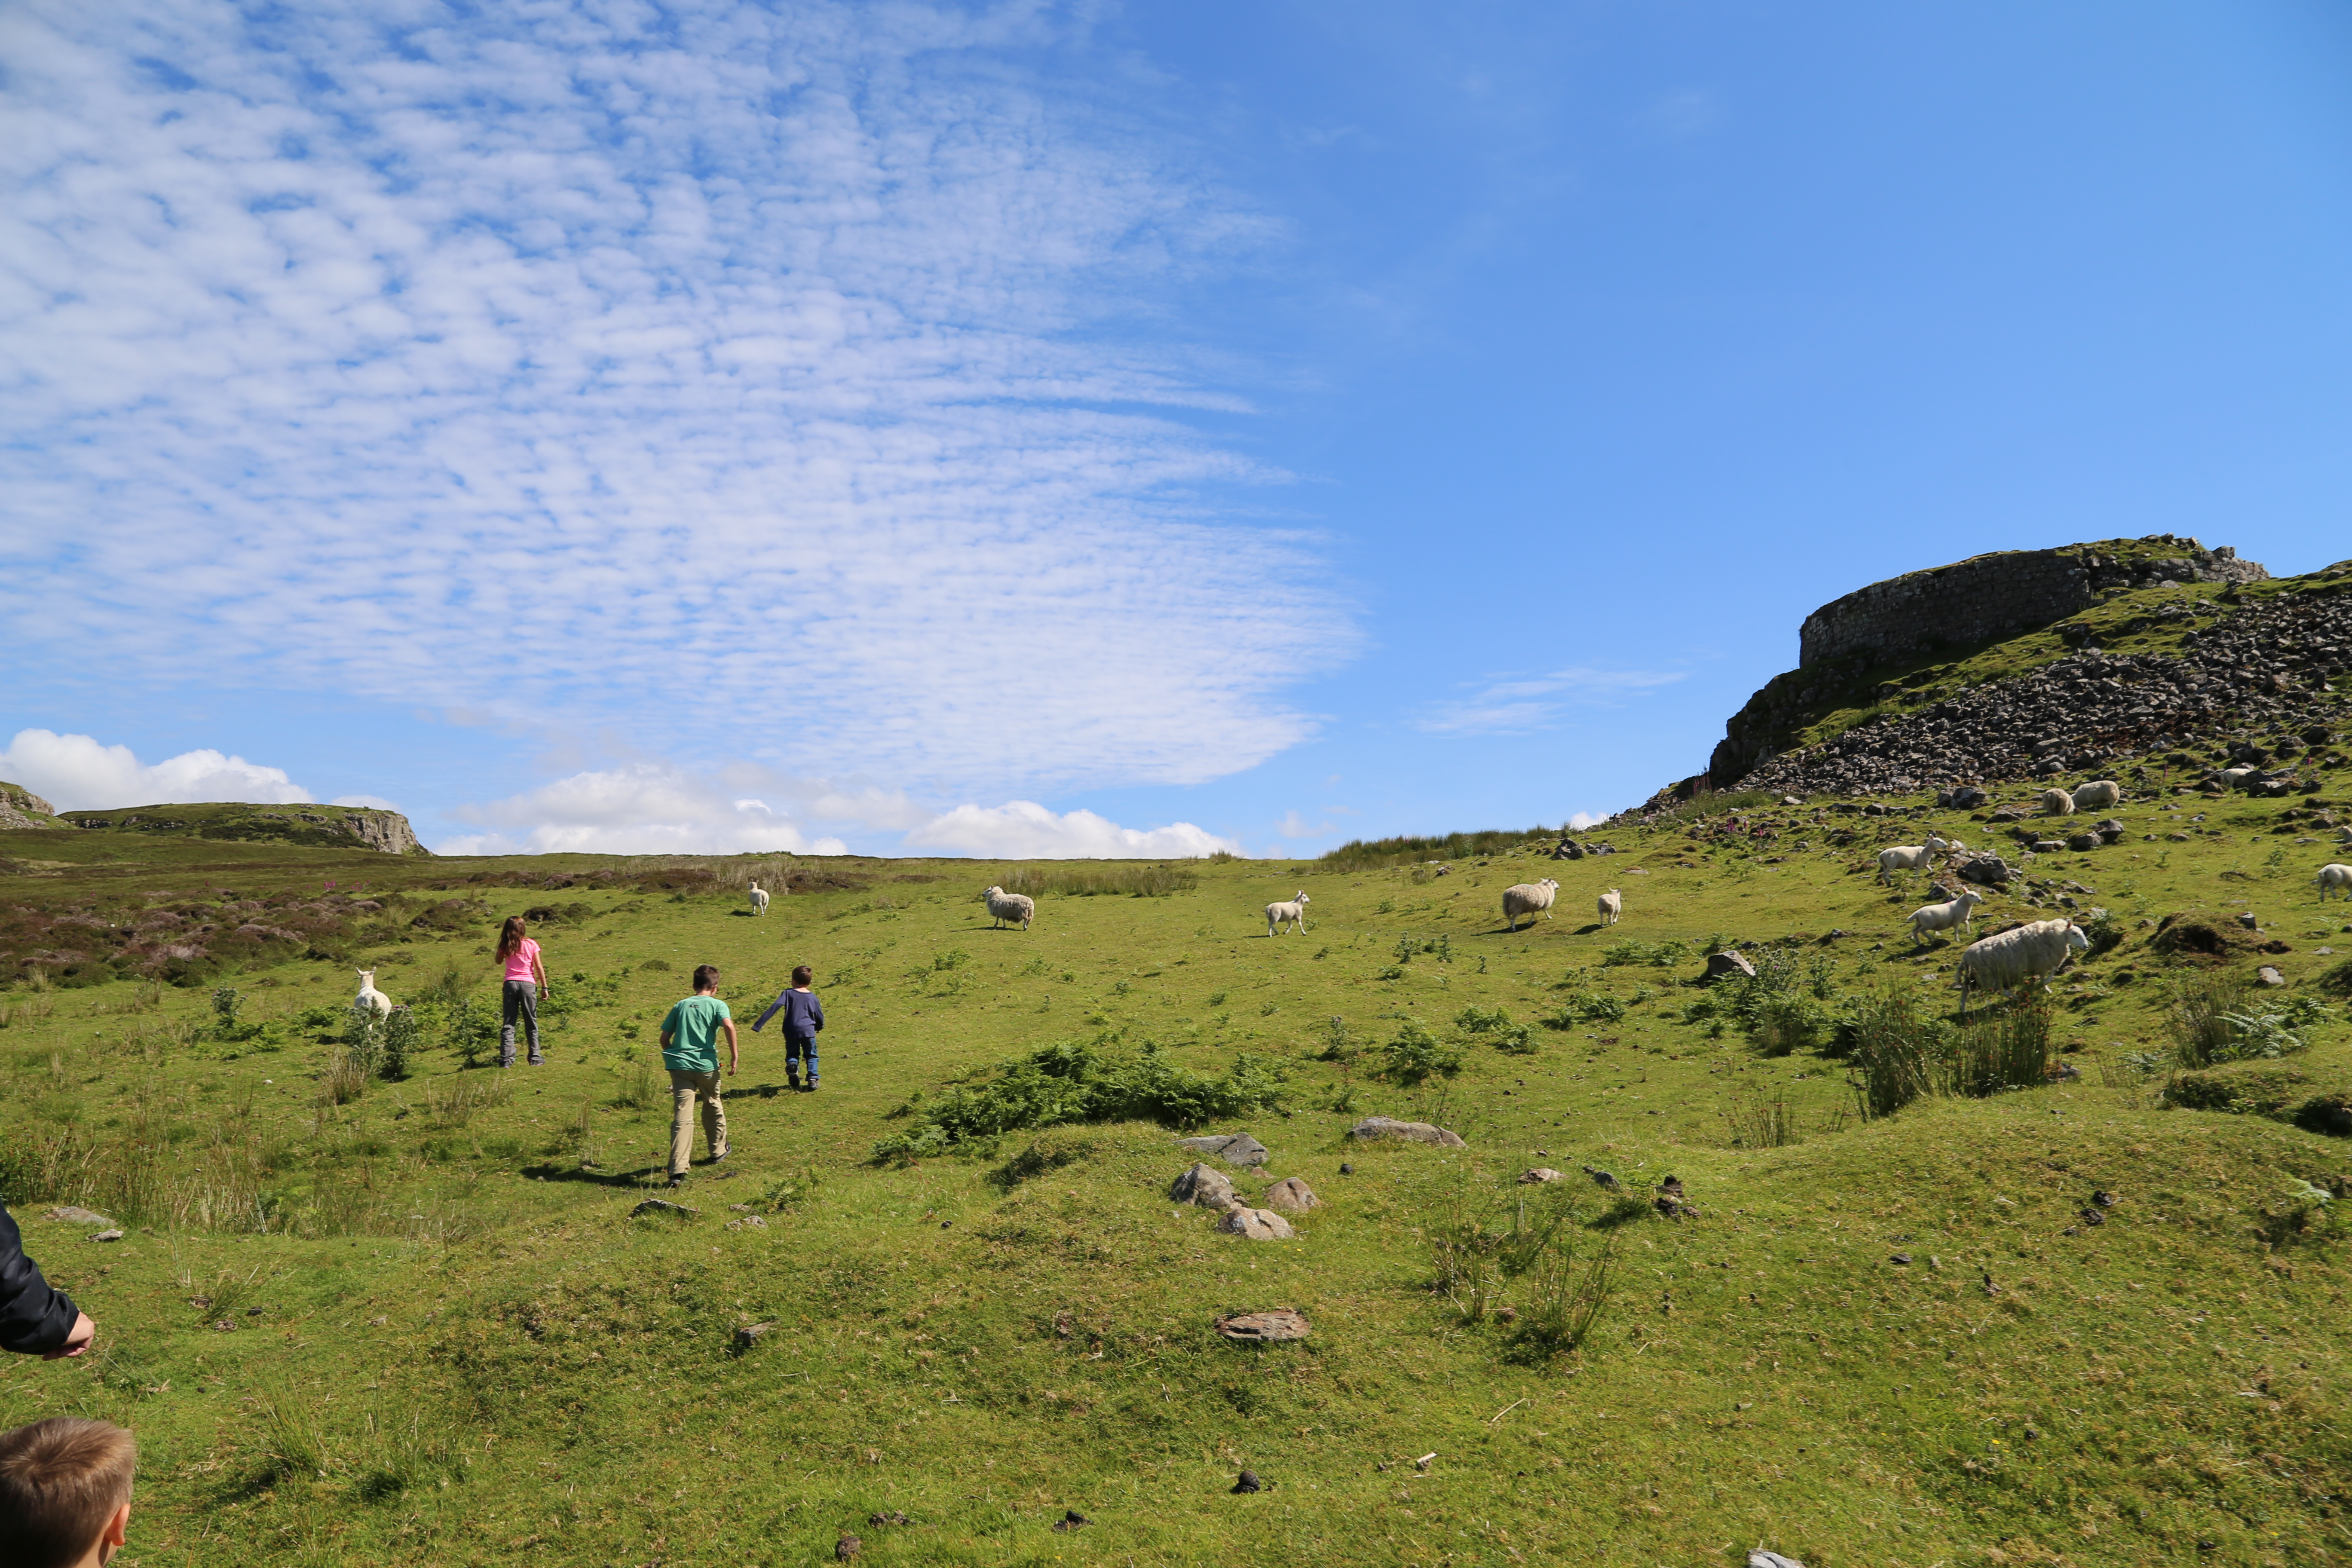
986, 864, 1200, 898
1319, 825, 1570, 872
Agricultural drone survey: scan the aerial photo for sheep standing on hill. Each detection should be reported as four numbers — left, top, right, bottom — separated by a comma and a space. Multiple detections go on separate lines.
1501, 879, 1559, 932
1596, 888, 1623, 926
2038, 788, 2076, 817
1877, 834, 1951, 885
1265, 891, 1311, 936
355, 969, 394, 1017
1956, 919, 2089, 1017
1906, 888, 1984, 943
983, 885, 1035, 930
748, 881, 770, 916
2318, 864, 2352, 902
2071, 780, 2122, 810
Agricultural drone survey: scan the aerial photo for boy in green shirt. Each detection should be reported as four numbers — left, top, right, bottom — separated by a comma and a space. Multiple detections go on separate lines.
658, 964, 738, 1188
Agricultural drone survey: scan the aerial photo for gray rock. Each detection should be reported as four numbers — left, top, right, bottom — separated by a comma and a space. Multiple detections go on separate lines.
1749, 1553, 1810, 1568
631, 1198, 697, 1219
1957, 854, 2015, 887
1518, 1167, 1565, 1184
2257, 965, 2287, 987
2066, 832, 2102, 851
44, 1207, 117, 1228
1177, 1133, 1270, 1167
1347, 1116, 1466, 1148
2237, 911, 2260, 929
1703, 950, 1757, 982
89, 1230, 124, 1243
1262, 1176, 1320, 1213
1217, 1206, 1295, 1240
1216, 1309, 1310, 1342
1170, 1162, 1237, 1207
734, 1321, 776, 1350
725, 1213, 768, 1231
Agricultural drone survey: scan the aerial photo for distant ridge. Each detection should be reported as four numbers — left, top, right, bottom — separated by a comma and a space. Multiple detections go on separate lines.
52, 800, 430, 857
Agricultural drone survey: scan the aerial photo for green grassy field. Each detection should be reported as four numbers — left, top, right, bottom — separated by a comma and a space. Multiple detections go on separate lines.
2, 791, 2350, 1567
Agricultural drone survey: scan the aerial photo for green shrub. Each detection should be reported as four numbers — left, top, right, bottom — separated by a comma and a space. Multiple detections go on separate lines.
991, 865, 1199, 898
2165, 1062, 2312, 1115
871, 1039, 1286, 1163
1453, 1006, 1513, 1035
1377, 1020, 1461, 1084
1492, 1023, 1538, 1055
379, 1007, 420, 1082
1951, 992, 2054, 1096
1844, 989, 1955, 1120
1752, 993, 1831, 1057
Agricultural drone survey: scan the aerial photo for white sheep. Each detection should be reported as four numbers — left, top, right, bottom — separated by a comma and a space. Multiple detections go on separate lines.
1955, 919, 2090, 1017
1906, 888, 1984, 943
355, 969, 394, 1017
748, 881, 770, 916
1265, 891, 1311, 936
1501, 879, 1559, 931
1876, 834, 1952, 885
2318, 864, 2352, 902
2038, 788, 2076, 817
983, 886, 1036, 930
1596, 888, 1623, 926
2071, 780, 2121, 810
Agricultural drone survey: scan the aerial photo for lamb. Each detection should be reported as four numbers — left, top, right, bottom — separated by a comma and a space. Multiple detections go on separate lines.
2037, 788, 2076, 817
1265, 891, 1311, 936
355, 969, 394, 1017
748, 881, 770, 916
1500, 879, 1559, 932
2318, 864, 2352, 902
1955, 919, 2090, 1017
1596, 888, 1623, 926
1906, 888, 1984, 943
1876, 834, 1951, 884
982, 885, 1035, 931
2071, 780, 2122, 810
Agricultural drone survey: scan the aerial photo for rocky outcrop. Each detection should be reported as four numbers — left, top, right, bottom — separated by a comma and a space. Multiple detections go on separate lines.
0, 781, 64, 831
59, 802, 430, 856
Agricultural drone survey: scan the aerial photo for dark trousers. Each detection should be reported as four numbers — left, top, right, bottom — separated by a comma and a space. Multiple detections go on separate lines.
785, 1034, 818, 1084
501, 980, 540, 1066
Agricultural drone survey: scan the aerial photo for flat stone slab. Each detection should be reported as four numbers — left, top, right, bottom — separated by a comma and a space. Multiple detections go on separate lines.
1177, 1133, 1271, 1167
1217, 1309, 1310, 1342
1217, 1206, 1295, 1240
1262, 1176, 1320, 1213
1517, 1167, 1565, 1184
1347, 1116, 1466, 1148
44, 1207, 117, 1227
631, 1198, 698, 1219
1170, 1162, 1237, 1207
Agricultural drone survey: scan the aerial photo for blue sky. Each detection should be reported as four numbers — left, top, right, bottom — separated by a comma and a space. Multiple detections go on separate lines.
3, 0, 2349, 857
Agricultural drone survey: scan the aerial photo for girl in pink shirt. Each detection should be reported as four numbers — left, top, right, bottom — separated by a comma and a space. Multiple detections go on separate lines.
494, 915, 549, 1067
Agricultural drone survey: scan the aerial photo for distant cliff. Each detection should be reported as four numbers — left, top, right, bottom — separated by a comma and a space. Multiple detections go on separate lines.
0, 781, 67, 831
58, 801, 431, 856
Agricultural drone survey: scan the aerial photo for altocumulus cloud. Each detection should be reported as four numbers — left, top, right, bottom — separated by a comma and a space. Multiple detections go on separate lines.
0, 0, 1357, 812
0, 729, 313, 812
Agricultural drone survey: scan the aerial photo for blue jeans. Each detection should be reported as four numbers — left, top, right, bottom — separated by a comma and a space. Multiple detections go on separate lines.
785, 1035, 818, 1084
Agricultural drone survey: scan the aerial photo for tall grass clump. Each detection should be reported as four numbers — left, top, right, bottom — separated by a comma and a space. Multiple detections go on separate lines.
1951, 991, 2055, 1095
2167, 972, 2250, 1068
989, 864, 1200, 898
1842, 988, 1953, 1120
1722, 1092, 1802, 1149
872, 1038, 1285, 1163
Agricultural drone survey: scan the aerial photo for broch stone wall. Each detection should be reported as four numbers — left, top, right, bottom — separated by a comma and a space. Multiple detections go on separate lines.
1798, 539, 2268, 671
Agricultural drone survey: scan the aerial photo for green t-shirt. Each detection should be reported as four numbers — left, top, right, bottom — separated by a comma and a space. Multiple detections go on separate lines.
660, 995, 732, 1072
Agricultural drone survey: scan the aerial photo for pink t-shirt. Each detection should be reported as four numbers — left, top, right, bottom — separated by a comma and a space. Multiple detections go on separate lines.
502, 937, 542, 983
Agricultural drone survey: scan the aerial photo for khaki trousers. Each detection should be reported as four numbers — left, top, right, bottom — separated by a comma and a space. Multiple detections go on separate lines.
667, 1069, 727, 1176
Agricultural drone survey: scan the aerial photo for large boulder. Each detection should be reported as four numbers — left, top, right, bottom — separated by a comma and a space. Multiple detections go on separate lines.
1703, 950, 1756, 982
1177, 1133, 1270, 1167
1216, 1309, 1310, 1342
1262, 1177, 1320, 1213
1217, 1206, 1295, 1241
1347, 1116, 1467, 1148
1956, 853, 2015, 887
1170, 1163, 1237, 1207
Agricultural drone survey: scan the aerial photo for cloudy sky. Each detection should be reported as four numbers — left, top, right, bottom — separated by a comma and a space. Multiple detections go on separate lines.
5, 1, 2349, 856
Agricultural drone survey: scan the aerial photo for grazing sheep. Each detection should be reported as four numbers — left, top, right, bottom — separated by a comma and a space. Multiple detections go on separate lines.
1596, 888, 1623, 926
1877, 834, 1952, 885
2038, 788, 2076, 817
748, 881, 770, 916
2318, 864, 2352, 902
982, 885, 1036, 931
1501, 879, 1560, 932
2071, 780, 2122, 810
1265, 891, 1311, 936
1907, 888, 1984, 943
1955, 919, 2090, 1017
355, 969, 394, 1017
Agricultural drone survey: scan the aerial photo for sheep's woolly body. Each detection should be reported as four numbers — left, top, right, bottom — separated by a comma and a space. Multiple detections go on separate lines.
2070, 780, 2121, 811
1265, 891, 1311, 936
355, 969, 394, 1017
1500, 879, 1559, 932
1907, 889, 1983, 940
748, 881, 771, 916
2319, 864, 2352, 901
1596, 888, 1623, 925
982, 886, 1036, 930
1876, 834, 1950, 884
1955, 919, 2089, 1014
2038, 788, 2076, 817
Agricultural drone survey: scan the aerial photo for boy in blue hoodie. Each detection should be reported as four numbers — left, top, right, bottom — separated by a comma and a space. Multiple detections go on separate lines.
752, 965, 824, 1092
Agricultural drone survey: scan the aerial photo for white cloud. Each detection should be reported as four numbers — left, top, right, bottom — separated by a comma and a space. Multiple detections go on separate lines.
1277, 809, 1335, 839
0, 728, 312, 811
0, 1, 1357, 798
1414, 667, 1687, 735
902, 801, 1237, 859
438, 766, 848, 857
1567, 810, 1604, 830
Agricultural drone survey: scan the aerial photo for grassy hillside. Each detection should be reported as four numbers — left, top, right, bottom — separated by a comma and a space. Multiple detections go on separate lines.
1, 795, 2349, 1567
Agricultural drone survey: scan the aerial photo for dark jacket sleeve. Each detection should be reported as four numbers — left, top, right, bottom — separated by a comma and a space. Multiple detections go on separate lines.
752, 990, 788, 1033
809, 994, 824, 1034
0, 1206, 77, 1355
